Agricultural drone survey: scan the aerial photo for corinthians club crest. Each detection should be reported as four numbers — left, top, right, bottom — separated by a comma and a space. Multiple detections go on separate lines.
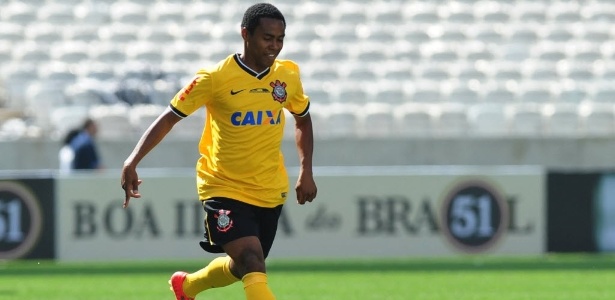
270, 80, 287, 103
215, 209, 233, 232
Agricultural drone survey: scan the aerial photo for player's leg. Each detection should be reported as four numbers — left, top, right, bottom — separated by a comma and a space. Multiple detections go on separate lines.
170, 198, 249, 299
223, 236, 276, 300
223, 204, 284, 300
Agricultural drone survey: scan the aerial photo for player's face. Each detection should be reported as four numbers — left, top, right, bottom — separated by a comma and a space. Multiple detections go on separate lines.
242, 17, 285, 72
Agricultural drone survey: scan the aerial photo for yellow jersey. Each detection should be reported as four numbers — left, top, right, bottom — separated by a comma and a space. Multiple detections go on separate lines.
169, 54, 310, 208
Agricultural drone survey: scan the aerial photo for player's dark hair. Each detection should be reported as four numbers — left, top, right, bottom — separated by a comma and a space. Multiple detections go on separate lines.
241, 3, 285, 35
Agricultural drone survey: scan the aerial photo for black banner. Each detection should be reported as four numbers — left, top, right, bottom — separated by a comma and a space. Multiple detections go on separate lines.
0, 178, 55, 259
547, 172, 603, 252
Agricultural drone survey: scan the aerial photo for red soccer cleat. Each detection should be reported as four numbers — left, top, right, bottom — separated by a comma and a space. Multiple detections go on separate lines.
169, 271, 194, 300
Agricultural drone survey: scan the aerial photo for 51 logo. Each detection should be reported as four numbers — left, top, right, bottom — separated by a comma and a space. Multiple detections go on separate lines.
0, 181, 43, 259
440, 179, 509, 253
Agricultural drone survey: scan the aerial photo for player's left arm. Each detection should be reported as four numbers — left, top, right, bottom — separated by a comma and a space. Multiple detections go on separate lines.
293, 112, 317, 205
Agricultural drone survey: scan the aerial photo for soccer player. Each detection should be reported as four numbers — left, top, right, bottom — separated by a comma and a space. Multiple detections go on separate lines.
120, 3, 317, 300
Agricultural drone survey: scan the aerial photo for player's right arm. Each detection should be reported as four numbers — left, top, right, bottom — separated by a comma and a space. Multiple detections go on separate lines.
121, 108, 182, 208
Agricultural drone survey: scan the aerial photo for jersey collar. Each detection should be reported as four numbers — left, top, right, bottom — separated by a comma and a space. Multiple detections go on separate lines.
234, 53, 270, 79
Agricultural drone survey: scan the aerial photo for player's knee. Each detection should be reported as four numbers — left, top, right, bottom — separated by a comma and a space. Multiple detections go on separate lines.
232, 248, 266, 276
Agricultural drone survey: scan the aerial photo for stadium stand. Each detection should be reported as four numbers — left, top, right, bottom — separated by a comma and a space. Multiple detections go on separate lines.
2, 0, 615, 141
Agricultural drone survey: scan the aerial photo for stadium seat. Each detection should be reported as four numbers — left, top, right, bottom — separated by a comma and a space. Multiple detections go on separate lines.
37, 3, 75, 24
1, 2, 37, 25
523, 62, 559, 82
357, 24, 397, 44
483, 83, 517, 103
509, 103, 544, 136
414, 63, 450, 82
381, 61, 413, 82
138, 25, 178, 44
49, 106, 90, 140
584, 3, 615, 23
73, 2, 111, 26
493, 62, 523, 81
579, 102, 615, 136
581, 25, 612, 44
548, 2, 582, 23
126, 42, 164, 64
591, 83, 615, 103
11, 42, 50, 63
542, 103, 581, 136
320, 103, 360, 139
466, 24, 504, 44
517, 82, 554, 103
370, 3, 404, 24
332, 2, 367, 24
455, 62, 490, 82
0, 42, 11, 64
0, 23, 24, 43
557, 62, 595, 82
98, 24, 139, 43
541, 26, 576, 43
149, 2, 185, 23
359, 102, 397, 138
295, 3, 330, 24
183, 2, 221, 23
395, 102, 434, 137
402, 2, 439, 24
440, 2, 475, 24
333, 82, 373, 104
476, 1, 511, 23
310, 43, 348, 63
434, 102, 469, 136
534, 42, 567, 62
467, 103, 510, 136
514, 1, 547, 23
24, 23, 63, 43
421, 42, 459, 62
408, 81, 443, 103
567, 42, 602, 63
109, 2, 148, 25
25, 82, 69, 128
373, 81, 407, 104
165, 43, 203, 63
442, 82, 482, 104
401, 27, 431, 44
77, 62, 116, 82
351, 43, 389, 63
90, 43, 127, 64
0, 63, 38, 106
507, 26, 539, 44
463, 42, 495, 62
130, 104, 167, 135
63, 25, 99, 42
89, 103, 135, 140
555, 82, 589, 103
51, 42, 90, 64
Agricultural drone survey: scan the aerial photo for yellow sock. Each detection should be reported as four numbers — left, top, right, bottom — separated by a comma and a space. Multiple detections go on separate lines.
243, 272, 276, 300
182, 256, 240, 297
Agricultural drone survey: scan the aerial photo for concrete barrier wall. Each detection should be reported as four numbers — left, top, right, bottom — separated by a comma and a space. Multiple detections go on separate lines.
2, 137, 615, 171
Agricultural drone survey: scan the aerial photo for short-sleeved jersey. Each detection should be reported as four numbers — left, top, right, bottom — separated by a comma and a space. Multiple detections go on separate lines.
170, 54, 310, 208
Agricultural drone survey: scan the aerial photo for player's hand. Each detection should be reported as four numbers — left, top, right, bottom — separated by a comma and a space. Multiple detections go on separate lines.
121, 164, 142, 208
295, 172, 317, 205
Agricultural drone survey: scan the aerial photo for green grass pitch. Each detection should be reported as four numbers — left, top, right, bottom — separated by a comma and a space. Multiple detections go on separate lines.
1, 254, 614, 299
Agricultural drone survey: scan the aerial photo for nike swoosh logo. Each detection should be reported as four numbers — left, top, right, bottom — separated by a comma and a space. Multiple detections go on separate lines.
230, 89, 245, 95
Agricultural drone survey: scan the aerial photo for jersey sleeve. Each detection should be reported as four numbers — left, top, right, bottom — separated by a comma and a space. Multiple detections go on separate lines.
169, 69, 213, 118
282, 61, 310, 117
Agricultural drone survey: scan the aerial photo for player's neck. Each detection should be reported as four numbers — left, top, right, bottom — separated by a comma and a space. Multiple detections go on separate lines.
238, 53, 267, 74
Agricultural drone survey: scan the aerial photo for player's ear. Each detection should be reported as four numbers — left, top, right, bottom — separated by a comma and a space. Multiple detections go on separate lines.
240, 27, 249, 41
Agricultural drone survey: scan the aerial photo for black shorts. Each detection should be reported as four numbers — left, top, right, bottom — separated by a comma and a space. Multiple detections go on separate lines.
199, 197, 283, 258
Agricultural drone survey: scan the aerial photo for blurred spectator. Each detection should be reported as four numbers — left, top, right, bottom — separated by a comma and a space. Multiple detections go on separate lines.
69, 118, 103, 170
58, 128, 80, 173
